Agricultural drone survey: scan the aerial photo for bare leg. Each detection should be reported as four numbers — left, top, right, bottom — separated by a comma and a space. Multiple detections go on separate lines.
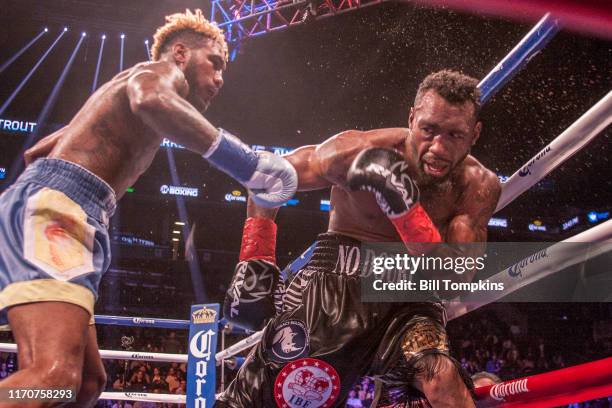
413, 354, 475, 408
0, 302, 90, 408
65, 326, 106, 408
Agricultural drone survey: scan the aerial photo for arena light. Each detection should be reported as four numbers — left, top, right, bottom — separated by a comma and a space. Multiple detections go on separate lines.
174, 221, 185, 226
561, 216, 579, 231
172, 238, 180, 242
282, 198, 300, 207
0, 29, 68, 116
0, 27, 48, 75
320, 199, 331, 212
588, 211, 610, 223
173, 230, 181, 234
528, 223, 547, 232
119, 34, 125, 71
7, 31, 86, 183
91, 34, 106, 93
144, 38, 151, 60
488, 217, 508, 228
165, 147, 205, 302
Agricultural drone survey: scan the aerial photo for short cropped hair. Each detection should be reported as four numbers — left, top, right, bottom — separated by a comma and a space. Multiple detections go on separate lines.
151, 9, 228, 62
415, 70, 481, 117
471, 371, 502, 384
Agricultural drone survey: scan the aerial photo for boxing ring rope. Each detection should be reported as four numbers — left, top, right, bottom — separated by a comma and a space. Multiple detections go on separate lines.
0, 9, 605, 408
93, 315, 190, 330
99, 391, 186, 404
495, 89, 612, 212
86, 11, 612, 405
474, 357, 612, 407
213, 84, 612, 363
477, 14, 559, 105
410, 0, 612, 40
100, 380, 362, 406
446, 218, 612, 320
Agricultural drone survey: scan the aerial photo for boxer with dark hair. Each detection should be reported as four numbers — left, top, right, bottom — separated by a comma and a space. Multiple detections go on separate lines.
218, 70, 500, 408
0, 9, 296, 407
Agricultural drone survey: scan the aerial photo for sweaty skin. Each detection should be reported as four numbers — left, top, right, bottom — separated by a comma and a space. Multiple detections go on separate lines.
24, 40, 226, 199
281, 90, 501, 284
265, 90, 499, 408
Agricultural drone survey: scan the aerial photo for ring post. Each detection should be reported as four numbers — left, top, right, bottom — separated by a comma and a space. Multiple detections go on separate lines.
186, 304, 220, 408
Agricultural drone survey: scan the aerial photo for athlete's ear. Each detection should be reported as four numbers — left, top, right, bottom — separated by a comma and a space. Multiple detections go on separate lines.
472, 121, 482, 146
172, 42, 190, 67
408, 107, 415, 128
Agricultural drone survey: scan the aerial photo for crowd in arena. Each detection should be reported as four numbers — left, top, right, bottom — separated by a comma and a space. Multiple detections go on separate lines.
0, 302, 609, 407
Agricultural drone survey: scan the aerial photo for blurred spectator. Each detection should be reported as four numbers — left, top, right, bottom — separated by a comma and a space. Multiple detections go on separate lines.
471, 371, 501, 388
0, 363, 8, 379
112, 373, 125, 391
165, 367, 180, 393
175, 380, 187, 395
150, 367, 168, 392
346, 389, 364, 408
162, 332, 181, 354
129, 369, 150, 391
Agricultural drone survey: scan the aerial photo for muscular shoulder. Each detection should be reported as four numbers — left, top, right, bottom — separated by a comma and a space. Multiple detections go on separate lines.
331, 128, 410, 149
127, 61, 188, 96
459, 155, 501, 207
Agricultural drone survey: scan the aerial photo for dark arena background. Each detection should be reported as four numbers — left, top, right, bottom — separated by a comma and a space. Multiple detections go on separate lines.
0, 0, 610, 407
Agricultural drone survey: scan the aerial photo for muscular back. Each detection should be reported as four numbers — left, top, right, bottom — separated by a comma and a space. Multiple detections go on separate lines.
43, 63, 167, 198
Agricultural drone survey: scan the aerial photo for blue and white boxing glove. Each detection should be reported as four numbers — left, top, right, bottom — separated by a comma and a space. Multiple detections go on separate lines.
204, 129, 298, 208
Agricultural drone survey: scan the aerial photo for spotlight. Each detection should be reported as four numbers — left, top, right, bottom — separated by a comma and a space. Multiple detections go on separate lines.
144, 39, 149, 44
120, 34, 125, 39
44, 27, 49, 32
101, 34, 106, 40
63, 27, 68, 32
81, 32, 87, 37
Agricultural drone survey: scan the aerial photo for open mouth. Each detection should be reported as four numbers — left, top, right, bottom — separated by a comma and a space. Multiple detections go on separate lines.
423, 161, 449, 177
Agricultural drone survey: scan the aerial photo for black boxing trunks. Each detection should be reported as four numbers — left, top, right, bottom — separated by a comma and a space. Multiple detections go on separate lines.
216, 233, 459, 408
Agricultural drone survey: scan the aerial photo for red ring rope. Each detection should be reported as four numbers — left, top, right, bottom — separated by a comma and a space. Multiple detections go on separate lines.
411, 0, 612, 39
475, 357, 612, 407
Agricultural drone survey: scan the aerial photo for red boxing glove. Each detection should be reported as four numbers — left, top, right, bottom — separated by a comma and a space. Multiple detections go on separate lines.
239, 217, 277, 263
390, 203, 442, 254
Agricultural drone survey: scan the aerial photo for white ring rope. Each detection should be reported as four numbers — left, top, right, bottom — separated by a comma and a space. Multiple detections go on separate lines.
2, 89, 605, 408
215, 329, 264, 361
446, 218, 612, 320
216, 89, 612, 359
213, 218, 612, 360
496, 90, 612, 212
99, 391, 186, 404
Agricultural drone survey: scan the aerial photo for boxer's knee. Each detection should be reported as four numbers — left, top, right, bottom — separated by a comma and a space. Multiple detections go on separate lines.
32, 360, 83, 393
